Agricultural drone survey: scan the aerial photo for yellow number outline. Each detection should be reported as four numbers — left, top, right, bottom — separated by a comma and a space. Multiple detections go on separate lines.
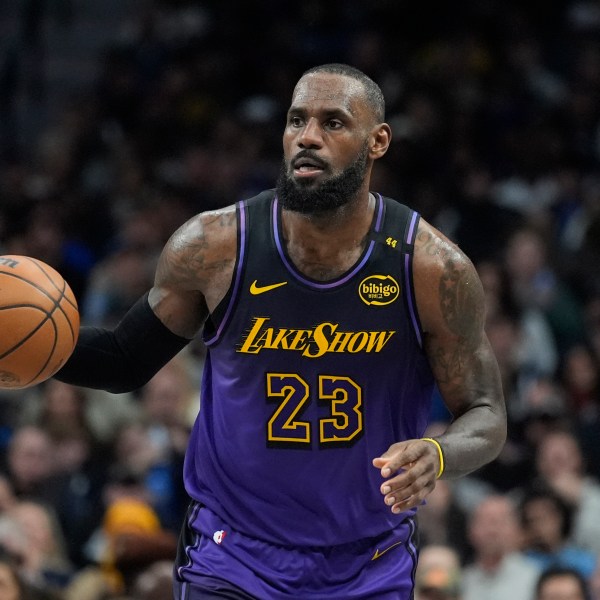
266, 373, 363, 447
266, 373, 310, 443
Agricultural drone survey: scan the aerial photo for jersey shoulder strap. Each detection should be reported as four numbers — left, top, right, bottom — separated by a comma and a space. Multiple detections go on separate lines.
370, 195, 421, 255
371, 195, 424, 347
243, 189, 276, 247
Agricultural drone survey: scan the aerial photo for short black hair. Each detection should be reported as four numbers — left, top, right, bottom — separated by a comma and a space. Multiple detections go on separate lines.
520, 485, 573, 540
301, 63, 385, 123
535, 567, 590, 600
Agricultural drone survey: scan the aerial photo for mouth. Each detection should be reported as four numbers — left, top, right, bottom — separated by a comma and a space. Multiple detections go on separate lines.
292, 155, 326, 178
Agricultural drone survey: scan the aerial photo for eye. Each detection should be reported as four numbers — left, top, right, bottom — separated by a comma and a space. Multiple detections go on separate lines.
289, 116, 304, 128
325, 119, 343, 130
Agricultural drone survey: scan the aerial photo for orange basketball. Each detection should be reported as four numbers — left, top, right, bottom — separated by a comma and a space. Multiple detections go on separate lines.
0, 255, 80, 389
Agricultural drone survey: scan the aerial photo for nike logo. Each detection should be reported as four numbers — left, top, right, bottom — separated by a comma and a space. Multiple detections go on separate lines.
371, 540, 402, 561
249, 280, 288, 295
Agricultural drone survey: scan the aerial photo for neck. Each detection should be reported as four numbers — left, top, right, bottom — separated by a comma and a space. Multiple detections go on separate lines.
281, 191, 376, 281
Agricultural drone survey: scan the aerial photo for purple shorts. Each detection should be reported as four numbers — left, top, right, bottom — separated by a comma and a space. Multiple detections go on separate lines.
173, 502, 418, 599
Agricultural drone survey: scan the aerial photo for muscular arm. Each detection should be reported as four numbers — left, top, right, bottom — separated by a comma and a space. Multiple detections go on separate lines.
55, 206, 238, 393
148, 206, 238, 335
415, 220, 506, 477
373, 220, 506, 513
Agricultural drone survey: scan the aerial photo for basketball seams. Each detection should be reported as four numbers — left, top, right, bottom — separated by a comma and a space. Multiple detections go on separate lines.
0, 269, 67, 306
0, 303, 54, 315
25, 259, 78, 343
0, 267, 77, 343
25, 317, 60, 387
22, 257, 78, 310
0, 307, 57, 361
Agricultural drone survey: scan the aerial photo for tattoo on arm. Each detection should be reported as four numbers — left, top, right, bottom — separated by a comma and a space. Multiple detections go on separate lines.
418, 231, 452, 260
439, 258, 484, 338
157, 211, 237, 290
428, 255, 485, 390
158, 235, 208, 290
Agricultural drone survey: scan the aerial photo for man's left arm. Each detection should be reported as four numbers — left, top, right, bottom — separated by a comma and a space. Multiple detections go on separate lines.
373, 220, 506, 513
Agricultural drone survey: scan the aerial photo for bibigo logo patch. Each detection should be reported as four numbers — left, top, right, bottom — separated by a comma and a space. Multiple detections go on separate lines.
358, 275, 400, 306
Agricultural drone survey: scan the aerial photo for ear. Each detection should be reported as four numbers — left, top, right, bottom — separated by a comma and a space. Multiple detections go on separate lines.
369, 123, 392, 160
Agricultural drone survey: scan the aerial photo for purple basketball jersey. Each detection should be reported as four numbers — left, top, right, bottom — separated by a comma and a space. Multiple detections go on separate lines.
183, 191, 435, 547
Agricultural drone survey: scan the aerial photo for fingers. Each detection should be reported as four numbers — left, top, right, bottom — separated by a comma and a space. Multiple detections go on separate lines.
379, 461, 435, 513
372, 440, 424, 473
372, 440, 439, 513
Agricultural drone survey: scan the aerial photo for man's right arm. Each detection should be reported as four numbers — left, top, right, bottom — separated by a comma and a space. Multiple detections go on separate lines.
55, 206, 238, 393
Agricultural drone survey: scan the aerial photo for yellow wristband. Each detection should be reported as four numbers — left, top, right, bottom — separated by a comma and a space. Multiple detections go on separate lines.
421, 437, 445, 479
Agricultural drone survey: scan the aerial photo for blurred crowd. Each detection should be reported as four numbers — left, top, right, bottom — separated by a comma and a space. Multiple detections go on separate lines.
1, 0, 600, 598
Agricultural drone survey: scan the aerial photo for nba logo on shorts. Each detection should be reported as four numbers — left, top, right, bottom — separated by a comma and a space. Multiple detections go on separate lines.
213, 530, 227, 545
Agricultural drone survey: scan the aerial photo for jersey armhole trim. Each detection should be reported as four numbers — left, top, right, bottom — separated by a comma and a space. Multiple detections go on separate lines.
403, 210, 424, 348
204, 201, 247, 346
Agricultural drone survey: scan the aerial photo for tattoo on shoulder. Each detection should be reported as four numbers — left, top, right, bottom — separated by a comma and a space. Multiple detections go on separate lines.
416, 229, 484, 338
416, 230, 454, 260
157, 210, 237, 289
160, 235, 207, 290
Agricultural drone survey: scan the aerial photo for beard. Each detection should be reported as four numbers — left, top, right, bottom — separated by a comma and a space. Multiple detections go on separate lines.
276, 142, 370, 215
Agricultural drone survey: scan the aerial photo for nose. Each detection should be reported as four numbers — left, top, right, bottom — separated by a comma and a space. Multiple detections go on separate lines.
298, 117, 323, 149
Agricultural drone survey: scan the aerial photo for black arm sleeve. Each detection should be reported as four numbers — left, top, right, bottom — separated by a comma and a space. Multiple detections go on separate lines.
54, 293, 192, 393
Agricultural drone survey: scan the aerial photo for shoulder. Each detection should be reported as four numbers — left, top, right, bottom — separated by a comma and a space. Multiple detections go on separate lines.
156, 203, 239, 304
166, 204, 238, 270
174, 203, 238, 246
412, 217, 484, 336
413, 218, 470, 277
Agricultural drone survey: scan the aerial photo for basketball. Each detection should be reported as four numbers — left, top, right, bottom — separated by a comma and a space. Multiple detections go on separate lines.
0, 255, 80, 389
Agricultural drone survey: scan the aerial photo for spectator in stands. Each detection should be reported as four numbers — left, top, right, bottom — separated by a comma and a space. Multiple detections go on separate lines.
8, 500, 73, 593
535, 428, 600, 555
415, 544, 462, 600
462, 494, 539, 600
17, 382, 111, 568
560, 343, 600, 421
519, 486, 596, 578
130, 559, 174, 600
0, 548, 27, 600
535, 566, 591, 600
503, 226, 586, 357
416, 479, 470, 564
137, 358, 192, 531
5, 426, 55, 499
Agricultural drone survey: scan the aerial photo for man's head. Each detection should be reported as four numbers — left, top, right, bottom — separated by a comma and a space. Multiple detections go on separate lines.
536, 429, 583, 481
468, 494, 522, 559
536, 567, 590, 600
7, 426, 54, 492
277, 64, 391, 215
520, 487, 572, 552
301, 64, 386, 123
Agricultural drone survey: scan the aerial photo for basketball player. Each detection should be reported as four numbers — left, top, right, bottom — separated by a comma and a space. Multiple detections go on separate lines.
55, 64, 507, 599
